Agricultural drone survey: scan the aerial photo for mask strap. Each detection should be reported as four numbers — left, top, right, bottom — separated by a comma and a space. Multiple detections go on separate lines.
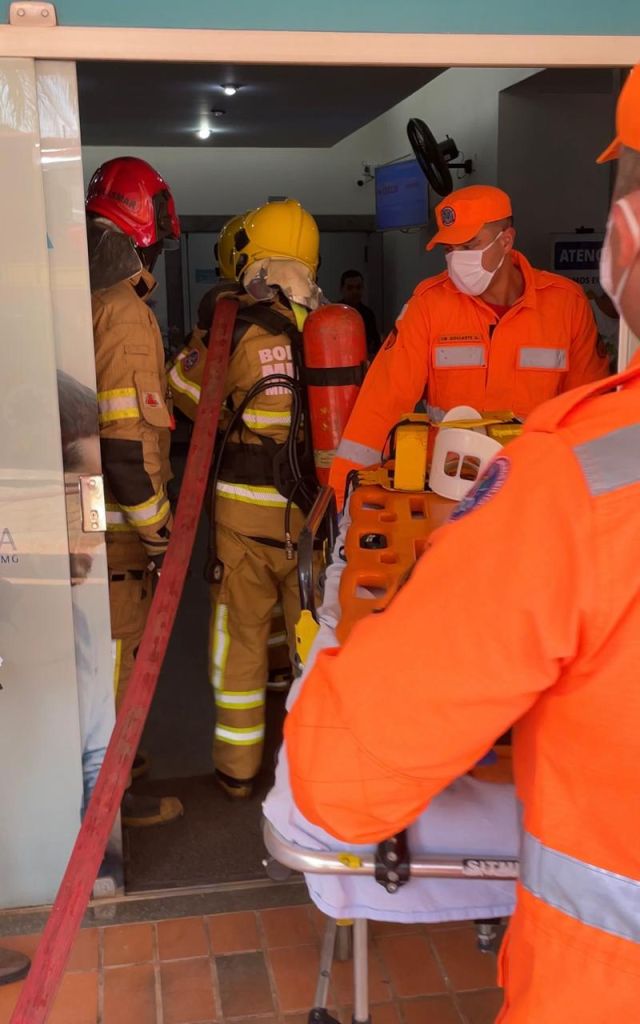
616, 196, 640, 252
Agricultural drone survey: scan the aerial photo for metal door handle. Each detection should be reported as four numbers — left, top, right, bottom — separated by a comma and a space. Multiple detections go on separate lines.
64, 475, 106, 533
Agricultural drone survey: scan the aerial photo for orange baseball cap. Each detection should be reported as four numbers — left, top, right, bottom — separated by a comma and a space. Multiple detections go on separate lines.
427, 185, 512, 250
597, 64, 640, 163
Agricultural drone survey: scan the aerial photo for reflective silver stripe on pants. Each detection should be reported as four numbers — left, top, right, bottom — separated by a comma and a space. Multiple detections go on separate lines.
574, 423, 640, 496
434, 345, 486, 368
521, 831, 640, 943
519, 347, 568, 370
335, 439, 380, 466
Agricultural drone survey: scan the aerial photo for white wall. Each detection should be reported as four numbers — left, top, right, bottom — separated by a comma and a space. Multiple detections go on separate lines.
82, 66, 538, 328
81, 143, 372, 216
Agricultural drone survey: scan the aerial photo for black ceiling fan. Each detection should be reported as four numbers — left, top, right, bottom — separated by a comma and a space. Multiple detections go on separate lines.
407, 118, 474, 197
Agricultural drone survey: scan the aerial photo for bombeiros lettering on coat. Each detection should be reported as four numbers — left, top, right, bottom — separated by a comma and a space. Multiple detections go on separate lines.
258, 345, 294, 395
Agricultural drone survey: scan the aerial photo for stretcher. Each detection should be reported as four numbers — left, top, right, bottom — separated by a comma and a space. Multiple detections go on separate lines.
263, 630, 519, 1023
263, 814, 518, 1024
262, 414, 522, 1023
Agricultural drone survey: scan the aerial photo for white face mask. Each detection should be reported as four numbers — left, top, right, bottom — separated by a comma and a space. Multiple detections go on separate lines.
600, 196, 640, 314
446, 230, 505, 296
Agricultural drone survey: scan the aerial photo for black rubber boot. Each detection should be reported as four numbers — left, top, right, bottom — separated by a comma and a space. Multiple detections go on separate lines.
215, 770, 254, 801
0, 947, 30, 987
121, 792, 184, 828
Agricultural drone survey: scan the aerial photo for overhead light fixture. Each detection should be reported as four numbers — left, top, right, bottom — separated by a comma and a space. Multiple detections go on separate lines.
222, 85, 239, 97
210, 108, 226, 117
197, 126, 211, 140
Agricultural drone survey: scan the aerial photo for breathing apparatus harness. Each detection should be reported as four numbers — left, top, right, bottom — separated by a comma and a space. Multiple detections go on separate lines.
208, 300, 319, 566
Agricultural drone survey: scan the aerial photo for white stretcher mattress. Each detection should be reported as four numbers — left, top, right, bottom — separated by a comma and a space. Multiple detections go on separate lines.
263, 508, 520, 924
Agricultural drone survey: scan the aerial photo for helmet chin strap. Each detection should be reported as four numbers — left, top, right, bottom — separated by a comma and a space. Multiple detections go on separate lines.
137, 241, 163, 274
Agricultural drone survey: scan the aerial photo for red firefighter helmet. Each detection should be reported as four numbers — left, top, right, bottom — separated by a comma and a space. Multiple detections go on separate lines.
86, 157, 180, 248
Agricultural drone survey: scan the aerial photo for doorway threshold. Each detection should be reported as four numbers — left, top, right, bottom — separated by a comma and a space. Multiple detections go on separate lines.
0, 875, 308, 939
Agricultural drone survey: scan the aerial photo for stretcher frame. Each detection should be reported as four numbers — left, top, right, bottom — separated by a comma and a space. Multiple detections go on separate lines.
263, 819, 519, 1024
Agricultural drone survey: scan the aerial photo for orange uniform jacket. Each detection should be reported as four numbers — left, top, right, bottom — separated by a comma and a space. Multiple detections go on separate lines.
329, 251, 608, 505
287, 355, 640, 1022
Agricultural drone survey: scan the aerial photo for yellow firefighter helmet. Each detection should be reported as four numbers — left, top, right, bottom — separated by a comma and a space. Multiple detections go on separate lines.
235, 199, 319, 277
215, 213, 247, 281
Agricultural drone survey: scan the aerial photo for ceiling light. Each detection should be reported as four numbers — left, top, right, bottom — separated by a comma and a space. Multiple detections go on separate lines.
210, 108, 226, 117
197, 126, 211, 140
223, 85, 239, 97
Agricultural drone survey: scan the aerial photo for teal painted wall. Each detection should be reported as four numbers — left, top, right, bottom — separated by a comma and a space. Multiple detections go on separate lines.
6, 0, 640, 35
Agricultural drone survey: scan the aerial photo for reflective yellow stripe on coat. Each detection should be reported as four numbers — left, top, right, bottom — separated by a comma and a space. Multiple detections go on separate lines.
98, 387, 138, 426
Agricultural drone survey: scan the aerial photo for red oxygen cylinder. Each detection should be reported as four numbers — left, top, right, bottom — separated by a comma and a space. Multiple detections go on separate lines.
302, 304, 368, 485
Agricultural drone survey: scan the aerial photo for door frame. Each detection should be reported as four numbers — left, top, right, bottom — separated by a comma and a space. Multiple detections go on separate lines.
0, 25, 639, 67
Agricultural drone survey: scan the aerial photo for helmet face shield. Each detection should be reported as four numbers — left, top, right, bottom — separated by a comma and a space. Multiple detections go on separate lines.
233, 225, 250, 276
152, 189, 180, 247
216, 213, 248, 280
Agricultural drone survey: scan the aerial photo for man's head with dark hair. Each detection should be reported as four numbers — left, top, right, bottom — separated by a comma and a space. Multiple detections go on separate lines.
58, 370, 100, 472
340, 269, 364, 306
57, 370, 102, 584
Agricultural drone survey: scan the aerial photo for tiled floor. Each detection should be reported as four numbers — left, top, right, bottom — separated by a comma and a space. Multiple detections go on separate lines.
0, 905, 503, 1024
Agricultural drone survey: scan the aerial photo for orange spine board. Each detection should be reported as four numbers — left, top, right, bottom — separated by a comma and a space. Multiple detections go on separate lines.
336, 484, 454, 644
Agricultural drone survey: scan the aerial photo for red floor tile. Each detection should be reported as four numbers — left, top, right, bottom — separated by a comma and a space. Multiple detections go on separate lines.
376, 934, 447, 999
431, 928, 498, 992
369, 921, 429, 937
216, 951, 274, 1017
339, 1003, 402, 1024
161, 957, 216, 1024
0, 980, 22, 1023
457, 988, 504, 1024
0, 928, 97, 975
103, 963, 157, 1024
158, 917, 209, 961
49, 971, 99, 1024
232, 1018, 278, 1024
230, 1018, 278, 1024
401, 996, 462, 1024
307, 902, 330, 939
103, 922, 154, 966
0, 933, 41, 959
269, 944, 327, 1014
208, 911, 260, 955
67, 928, 100, 973
330, 947, 393, 1005
261, 906, 318, 948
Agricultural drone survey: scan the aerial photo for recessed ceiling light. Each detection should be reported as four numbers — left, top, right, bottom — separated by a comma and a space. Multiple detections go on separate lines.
223, 85, 239, 97
197, 126, 211, 140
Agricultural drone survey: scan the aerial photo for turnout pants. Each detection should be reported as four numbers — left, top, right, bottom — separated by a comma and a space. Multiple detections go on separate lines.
210, 523, 301, 781
267, 602, 292, 681
108, 536, 153, 710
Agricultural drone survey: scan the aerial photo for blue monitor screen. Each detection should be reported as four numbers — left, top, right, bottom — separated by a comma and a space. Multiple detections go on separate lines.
375, 159, 428, 231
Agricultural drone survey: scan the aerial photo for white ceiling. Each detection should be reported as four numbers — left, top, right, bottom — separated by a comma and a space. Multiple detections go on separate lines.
76, 62, 443, 148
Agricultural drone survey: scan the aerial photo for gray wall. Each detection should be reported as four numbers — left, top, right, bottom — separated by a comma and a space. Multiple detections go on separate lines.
498, 69, 617, 271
